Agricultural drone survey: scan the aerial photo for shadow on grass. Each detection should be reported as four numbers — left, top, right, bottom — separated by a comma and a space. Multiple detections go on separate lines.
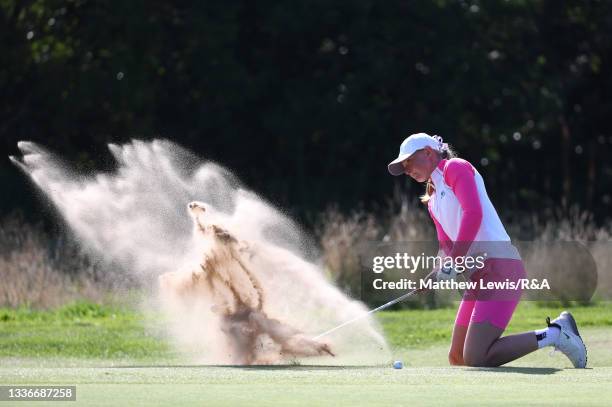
465, 367, 562, 375
107, 364, 383, 371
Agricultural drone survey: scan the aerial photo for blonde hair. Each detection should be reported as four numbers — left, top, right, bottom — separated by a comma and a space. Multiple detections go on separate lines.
419, 144, 457, 204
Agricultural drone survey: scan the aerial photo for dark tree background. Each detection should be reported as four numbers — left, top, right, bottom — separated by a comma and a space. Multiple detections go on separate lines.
2, 0, 611, 226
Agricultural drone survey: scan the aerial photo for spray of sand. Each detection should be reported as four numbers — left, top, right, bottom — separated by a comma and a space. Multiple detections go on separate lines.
10, 139, 389, 364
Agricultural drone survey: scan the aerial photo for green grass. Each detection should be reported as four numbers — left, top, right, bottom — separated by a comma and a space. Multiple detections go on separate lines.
1, 301, 611, 360
2, 301, 612, 406
0, 301, 172, 360
1, 362, 612, 406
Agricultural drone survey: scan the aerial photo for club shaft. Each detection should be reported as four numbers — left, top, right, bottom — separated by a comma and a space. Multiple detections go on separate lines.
312, 288, 419, 340
313, 270, 436, 340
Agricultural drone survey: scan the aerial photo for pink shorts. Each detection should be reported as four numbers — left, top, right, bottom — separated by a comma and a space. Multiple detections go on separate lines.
454, 258, 526, 329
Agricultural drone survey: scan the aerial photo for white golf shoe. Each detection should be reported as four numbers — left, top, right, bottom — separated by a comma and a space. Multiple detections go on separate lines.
547, 311, 587, 368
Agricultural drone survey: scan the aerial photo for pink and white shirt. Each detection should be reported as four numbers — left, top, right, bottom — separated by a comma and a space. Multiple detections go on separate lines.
427, 158, 520, 260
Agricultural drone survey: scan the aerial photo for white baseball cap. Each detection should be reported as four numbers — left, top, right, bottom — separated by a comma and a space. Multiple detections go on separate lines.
387, 133, 445, 176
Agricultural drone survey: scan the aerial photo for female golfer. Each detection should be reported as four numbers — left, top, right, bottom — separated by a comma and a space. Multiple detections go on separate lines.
387, 133, 587, 368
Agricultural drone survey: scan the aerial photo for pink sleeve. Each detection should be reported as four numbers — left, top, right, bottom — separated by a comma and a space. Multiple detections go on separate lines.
443, 159, 483, 260
428, 203, 453, 256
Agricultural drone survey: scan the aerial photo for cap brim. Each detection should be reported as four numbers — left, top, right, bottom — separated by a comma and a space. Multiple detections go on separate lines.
387, 153, 412, 176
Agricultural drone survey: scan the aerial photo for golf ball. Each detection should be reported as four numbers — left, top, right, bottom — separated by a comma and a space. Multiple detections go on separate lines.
393, 360, 403, 369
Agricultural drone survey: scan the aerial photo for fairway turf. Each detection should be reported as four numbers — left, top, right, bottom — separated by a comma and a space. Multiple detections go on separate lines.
2, 302, 612, 406
2, 301, 610, 359
2, 359, 612, 406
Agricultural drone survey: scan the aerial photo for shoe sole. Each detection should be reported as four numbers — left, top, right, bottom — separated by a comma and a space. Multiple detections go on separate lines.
561, 311, 588, 368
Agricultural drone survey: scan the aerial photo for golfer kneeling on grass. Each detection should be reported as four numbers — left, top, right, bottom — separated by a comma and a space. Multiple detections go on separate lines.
387, 133, 587, 368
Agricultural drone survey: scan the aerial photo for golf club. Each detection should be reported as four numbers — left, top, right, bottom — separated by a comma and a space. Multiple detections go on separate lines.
313, 269, 437, 340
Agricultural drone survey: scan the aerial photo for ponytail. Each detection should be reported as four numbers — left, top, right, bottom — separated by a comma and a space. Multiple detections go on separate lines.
420, 143, 457, 204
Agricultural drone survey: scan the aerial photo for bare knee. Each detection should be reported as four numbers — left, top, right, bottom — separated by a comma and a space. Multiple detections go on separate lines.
448, 350, 464, 366
463, 350, 492, 367
461, 321, 506, 367
449, 324, 469, 366
462, 353, 483, 367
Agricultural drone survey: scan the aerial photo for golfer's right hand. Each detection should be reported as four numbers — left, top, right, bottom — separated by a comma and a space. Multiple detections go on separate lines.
436, 265, 457, 281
